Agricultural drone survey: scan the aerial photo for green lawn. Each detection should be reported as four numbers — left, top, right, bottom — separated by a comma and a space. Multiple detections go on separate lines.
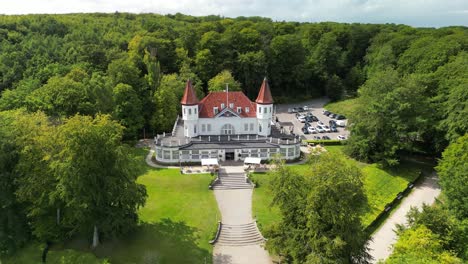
4, 148, 219, 264
324, 98, 359, 117
252, 146, 423, 232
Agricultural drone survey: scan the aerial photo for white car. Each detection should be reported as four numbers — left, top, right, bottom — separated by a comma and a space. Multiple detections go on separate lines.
337, 135, 346, 140
316, 126, 325, 133
317, 121, 324, 126
297, 115, 306, 123
307, 126, 317, 134
335, 120, 346, 127
303, 106, 309, 111
323, 125, 331, 132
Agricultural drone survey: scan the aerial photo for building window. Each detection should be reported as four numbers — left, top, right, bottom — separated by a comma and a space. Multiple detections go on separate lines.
188, 108, 192, 115
259, 107, 262, 114
229, 103, 234, 109
194, 125, 197, 133
221, 124, 235, 135
195, 108, 197, 114
244, 123, 248, 131
270, 107, 272, 113
250, 123, 254, 131
221, 103, 225, 109
214, 107, 219, 115
184, 108, 186, 114
202, 124, 206, 132
259, 124, 262, 132
237, 107, 242, 113
246, 107, 249, 113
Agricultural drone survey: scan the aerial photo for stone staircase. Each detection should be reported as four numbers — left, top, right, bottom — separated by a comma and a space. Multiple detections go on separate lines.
212, 172, 254, 190
216, 222, 265, 246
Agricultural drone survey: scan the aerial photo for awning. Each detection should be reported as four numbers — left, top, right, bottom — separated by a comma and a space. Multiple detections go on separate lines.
201, 158, 219, 166
244, 157, 261, 165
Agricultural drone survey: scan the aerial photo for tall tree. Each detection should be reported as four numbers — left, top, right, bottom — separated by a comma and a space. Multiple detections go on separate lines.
112, 83, 144, 139
207, 70, 242, 92
152, 75, 181, 133
267, 152, 369, 263
436, 134, 468, 220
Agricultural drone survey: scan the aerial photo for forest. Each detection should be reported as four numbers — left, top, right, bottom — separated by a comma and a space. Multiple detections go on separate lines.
0, 12, 467, 263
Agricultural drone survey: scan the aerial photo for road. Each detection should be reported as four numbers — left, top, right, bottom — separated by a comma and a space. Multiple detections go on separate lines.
368, 172, 441, 263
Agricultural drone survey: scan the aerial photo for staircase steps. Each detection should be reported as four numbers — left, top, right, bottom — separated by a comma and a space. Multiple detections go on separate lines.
216, 222, 265, 246
212, 172, 253, 190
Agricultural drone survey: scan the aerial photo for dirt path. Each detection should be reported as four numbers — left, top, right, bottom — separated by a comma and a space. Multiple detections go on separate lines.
368, 172, 441, 263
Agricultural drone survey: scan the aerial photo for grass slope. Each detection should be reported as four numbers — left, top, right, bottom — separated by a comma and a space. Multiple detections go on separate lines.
4, 148, 219, 264
324, 98, 359, 117
252, 146, 422, 232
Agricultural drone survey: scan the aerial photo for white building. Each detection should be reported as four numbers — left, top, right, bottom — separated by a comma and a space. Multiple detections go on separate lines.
154, 78, 301, 164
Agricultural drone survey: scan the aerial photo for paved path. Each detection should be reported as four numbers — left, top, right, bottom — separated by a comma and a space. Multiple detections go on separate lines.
213, 166, 272, 264
368, 172, 441, 263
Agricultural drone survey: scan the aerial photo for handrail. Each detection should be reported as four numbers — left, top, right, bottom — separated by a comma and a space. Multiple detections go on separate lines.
155, 134, 301, 147
209, 221, 222, 244
171, 115, 179, 136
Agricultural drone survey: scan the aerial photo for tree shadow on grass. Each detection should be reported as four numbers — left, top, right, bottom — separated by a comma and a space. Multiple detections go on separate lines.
95, 218, 211, 264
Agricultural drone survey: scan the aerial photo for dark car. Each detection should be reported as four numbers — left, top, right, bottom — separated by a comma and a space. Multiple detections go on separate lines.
329, 120, 337, 126
302, 127, 309, 134
336, 115, 346, 120
306, 112, 314, 117
322, 135, 331, 140
330, 113, 337, 118
311, 116, 319, 122
323, 110, 331, 116
297, 107, 305, 112
304, 122, 311, 127
330, 126, 338, 132
305, 116, 314, 123
313, 136, 321, 140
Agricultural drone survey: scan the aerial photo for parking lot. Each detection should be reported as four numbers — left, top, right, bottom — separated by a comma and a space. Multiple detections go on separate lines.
275, 97, 350, 140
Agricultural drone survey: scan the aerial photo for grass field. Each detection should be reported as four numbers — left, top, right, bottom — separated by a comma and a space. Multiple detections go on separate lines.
251, 146, 423, 232
324, 98, 359, 117
3, 148, 219, 264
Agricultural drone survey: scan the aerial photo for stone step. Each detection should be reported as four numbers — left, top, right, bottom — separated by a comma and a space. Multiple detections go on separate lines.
215, 222, 265, 246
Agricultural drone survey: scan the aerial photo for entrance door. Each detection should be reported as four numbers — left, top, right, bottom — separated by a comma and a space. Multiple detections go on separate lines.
225, 152, 235, 160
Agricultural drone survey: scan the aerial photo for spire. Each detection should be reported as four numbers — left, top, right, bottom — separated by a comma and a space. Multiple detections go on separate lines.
255, 77, 273, 104
180, 79, 199, 105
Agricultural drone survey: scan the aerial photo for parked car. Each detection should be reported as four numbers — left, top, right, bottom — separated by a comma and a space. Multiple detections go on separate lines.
335, 120, 346, 127
298, 115, 306, 123
330, 126, 338, 132
337, 135, 346, 140
308, 126, 317, 134
323, 125, 331, 132
316, 126, 325, 133
317, 121, 324, 126
323, 110, 330, 116
303, 106, 309, 111
311, 116, 319, 122
302, 127, 309, 134
330, 113, 337, 118
329, 120, 337, 126
313, 136, 321, 140
336, 115, 346, 120
305, 116, 315, 123
304, 122, 311, 127
322, 135, 331, 140
306, 111, 314, 117
297, 107, 305, 112
288, 108, 294, 113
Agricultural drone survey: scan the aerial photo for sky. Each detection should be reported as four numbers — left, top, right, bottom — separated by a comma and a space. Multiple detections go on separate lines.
1, 0, 467, 28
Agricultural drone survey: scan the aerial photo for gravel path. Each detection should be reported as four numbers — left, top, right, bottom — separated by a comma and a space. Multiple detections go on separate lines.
213, 166, 272, 264
368, 172, 441, 263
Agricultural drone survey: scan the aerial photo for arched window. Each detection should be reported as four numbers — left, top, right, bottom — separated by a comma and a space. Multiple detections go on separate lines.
188, 109, 192, 115
221, 124, 235, 135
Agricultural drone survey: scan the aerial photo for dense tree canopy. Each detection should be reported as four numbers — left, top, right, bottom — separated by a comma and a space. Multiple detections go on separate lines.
266, 152, 369, 263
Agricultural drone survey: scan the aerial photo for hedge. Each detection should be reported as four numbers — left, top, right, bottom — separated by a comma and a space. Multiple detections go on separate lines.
303, 139, 347, 146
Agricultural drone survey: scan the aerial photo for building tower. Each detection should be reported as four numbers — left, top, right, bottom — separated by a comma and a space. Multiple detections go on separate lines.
255, 77, 273, 136
181, 79, 199, 138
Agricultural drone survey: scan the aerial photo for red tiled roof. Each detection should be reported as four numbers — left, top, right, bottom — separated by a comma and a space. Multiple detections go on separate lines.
255, 77, 273, 104
198, 91, 257, 118
180, 80, 199, 105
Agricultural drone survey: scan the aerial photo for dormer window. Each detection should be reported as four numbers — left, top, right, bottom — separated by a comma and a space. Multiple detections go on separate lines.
237, 107, 242, 113
221, 103, 225, 109
188, 108, 192, 115
229, 103, 234, 109
213, 107, 219, 115
245, 107, 249, 113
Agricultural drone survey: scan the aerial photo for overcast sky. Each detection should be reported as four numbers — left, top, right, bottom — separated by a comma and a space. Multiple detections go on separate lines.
1, 0, 467, 27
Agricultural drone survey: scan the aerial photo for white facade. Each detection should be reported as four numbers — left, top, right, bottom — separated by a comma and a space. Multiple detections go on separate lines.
256, 103, 273, 137
182, 104, 199, 137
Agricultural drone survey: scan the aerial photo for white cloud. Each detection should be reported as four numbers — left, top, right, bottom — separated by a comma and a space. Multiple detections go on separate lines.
0, 0, 467, 27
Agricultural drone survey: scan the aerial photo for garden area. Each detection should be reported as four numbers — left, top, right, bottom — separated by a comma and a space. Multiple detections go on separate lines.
251, 145, 424, 233
3, 148, 219, 264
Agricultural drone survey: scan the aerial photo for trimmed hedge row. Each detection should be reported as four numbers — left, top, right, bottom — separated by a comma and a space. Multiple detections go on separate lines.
303, 139, 347, 146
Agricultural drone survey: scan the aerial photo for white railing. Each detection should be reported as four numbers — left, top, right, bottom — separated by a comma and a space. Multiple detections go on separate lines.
171, 115, 180, 136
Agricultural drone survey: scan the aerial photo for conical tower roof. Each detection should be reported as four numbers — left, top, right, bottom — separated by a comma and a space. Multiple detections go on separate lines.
180, 79, 199, 105
255, 77, 273, 104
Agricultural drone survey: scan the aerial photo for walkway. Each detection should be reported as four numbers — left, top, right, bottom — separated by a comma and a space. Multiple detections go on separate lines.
368, 172, 441, 263
212, 166, 272, 264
